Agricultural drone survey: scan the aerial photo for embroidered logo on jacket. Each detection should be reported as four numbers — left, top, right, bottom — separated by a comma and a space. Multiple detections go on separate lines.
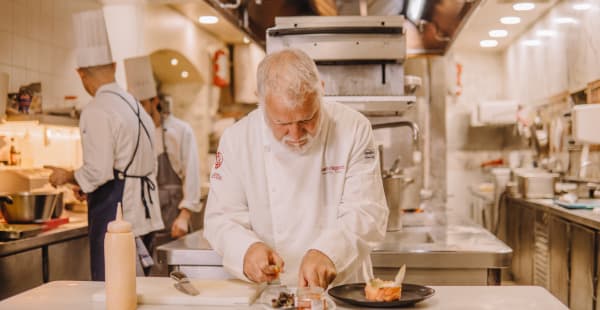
321, 165, 345, 175
364, 148, 376, 159
215, 151, 223, 169
211, 172, 222, 180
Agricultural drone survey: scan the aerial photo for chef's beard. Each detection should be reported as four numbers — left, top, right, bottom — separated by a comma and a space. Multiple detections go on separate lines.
279, 118, 323, 154
281, 134, 316, 154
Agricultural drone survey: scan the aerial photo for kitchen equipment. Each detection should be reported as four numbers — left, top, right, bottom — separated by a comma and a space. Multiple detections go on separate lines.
0, 191, 59, 223
515, 172, 558, 199
170, 271, 200, 296
328, 283, 435, 307
554, 199, 600, 210
51, 191, 64, 218
382, 174, 413, 231
92, 277, 262, 306
0, 168, 52, 193
572, 104, 600, 144
0, 223, 43, 241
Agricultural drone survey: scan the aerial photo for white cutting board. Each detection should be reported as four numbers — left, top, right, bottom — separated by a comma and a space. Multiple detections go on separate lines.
92, 277, 262, 306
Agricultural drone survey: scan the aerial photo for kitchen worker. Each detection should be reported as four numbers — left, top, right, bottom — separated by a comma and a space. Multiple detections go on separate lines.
124, 56, 202, 274
204, 48, 388, 289
46, 10, 163, 281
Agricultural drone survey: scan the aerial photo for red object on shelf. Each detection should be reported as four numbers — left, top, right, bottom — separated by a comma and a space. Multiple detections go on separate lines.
41, 217, 69, 231
480, 158, 504, 168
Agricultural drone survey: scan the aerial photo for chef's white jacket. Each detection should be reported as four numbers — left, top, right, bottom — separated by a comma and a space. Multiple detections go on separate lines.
154, 114, 202, 212
204, 101, 388, 286
74, 83, 164, 236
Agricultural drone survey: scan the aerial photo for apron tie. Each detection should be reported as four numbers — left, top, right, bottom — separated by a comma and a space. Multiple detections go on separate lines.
117, 171, 156, 219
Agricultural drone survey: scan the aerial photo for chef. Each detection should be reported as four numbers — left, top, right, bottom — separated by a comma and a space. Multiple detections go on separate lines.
124, 56, 202, 273
46, 10, 163, 281
204, 48, 388, 289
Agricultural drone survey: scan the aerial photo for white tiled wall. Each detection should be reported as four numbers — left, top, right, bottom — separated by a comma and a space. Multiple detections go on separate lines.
0, 0, 100, 109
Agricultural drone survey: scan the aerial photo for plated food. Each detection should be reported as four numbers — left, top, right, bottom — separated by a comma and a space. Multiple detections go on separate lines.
364, 278, 401, 302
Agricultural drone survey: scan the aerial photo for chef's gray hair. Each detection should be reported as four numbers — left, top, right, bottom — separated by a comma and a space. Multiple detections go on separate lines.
256, 48, 322, 109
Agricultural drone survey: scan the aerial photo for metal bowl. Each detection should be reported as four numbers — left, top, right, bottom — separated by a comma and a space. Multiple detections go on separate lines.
0, 192, 59, 223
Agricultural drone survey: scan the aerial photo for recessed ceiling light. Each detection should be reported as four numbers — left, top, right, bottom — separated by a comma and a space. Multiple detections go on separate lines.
500, 16, 521, 25
573, 3, 592, 10
181, 71, 189, 78
198, 16, 218, 24
523, 39, 542, 46
554, 17, 578, 24
480, 39, 498, 48
243, 36, 250, 44
513, 2, 535, 11
536, 30, 556, 37
489, 29, 508, 38
170, 58, 178, 66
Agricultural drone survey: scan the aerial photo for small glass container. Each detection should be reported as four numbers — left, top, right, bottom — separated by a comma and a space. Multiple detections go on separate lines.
296, 287, 326, 310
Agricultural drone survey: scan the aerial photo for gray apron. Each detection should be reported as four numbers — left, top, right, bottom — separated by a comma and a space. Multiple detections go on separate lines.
149, 123, 185, 275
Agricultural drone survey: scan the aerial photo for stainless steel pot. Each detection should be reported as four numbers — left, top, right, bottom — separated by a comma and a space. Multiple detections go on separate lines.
0, 192, 59, 223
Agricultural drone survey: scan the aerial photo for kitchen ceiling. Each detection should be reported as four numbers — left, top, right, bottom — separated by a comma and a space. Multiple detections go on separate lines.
452, 0, 558, 52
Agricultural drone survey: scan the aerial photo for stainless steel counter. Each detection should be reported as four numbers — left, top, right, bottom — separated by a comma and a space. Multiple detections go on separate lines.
0, 212, 90, 299
0, 212, 88, 256
512, 197, 600, 230
158, 212, 511, 285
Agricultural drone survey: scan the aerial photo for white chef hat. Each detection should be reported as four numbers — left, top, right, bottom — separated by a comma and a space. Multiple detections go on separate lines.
72, 9, 113, 68
124, 56, 157, 101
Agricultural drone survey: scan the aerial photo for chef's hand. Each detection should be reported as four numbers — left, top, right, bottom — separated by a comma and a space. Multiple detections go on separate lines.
298, 249, 337, 289
72, 185, 87, 201
243, 242, 285, 283
171, 208, 191, 238
44, 165, 75, 187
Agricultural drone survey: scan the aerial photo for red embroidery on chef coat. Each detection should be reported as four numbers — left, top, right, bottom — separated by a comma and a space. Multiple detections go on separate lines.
321, 165, 346, 175
215, 151, 223, 169
211, 172, 222, 180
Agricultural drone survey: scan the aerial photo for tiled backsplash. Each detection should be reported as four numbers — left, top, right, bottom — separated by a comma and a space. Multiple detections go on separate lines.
0, 0, 100, 109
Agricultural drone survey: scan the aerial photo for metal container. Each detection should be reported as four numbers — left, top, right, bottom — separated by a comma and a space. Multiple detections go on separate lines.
51, 191, 64, 218
516, 172, 558, 199
383, 175, 412, 231
0, 191, 59, 223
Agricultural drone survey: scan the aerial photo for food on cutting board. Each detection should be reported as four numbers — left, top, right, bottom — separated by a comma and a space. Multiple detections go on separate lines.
364, 264, 406, 302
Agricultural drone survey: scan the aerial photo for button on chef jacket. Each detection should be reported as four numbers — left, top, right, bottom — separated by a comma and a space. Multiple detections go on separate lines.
153, 114, 202, 211
204, 101, 388, 286
74, 82, 164, 236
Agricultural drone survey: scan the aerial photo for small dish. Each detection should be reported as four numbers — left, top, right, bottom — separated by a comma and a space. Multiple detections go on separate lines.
328, 283, 434, 308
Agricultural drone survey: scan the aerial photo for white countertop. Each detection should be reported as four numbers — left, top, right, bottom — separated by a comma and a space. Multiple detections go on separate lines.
0, 281, 567, 310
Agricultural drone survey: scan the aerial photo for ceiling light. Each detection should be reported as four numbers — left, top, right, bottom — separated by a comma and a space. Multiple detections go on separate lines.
573, 3, 592, 10
500, 16, 521, 25
181, 71, 189, 79
170, 58, 178, 66
523, 39, 542, 46
198, 16, 218, 24
536, 30, 556, 37
554, 17, 578, 24
242, 36, 250, 44
406, 0, 426, 23
513, 2, 535, 11
480, 39, 498, 48
489, 29, 508, 38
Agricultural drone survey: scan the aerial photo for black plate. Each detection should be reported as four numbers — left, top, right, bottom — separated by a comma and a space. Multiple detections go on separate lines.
328, 283, 435, 308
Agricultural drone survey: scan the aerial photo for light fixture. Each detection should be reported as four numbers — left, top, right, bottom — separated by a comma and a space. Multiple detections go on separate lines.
536, 30, 556, 37
500, 16, 521, 25
513, 2, 535, 11
573, 3, 592, 10
489, 29, 508, 38
170, 58, 178, 66
181, 71, 189, 78
242, 36, 250, 44
198, 16, 218, 24
522, 39, 542, 46
554, 17, 578, 24
406, 0, 426, 23
480, 39, 498, 48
